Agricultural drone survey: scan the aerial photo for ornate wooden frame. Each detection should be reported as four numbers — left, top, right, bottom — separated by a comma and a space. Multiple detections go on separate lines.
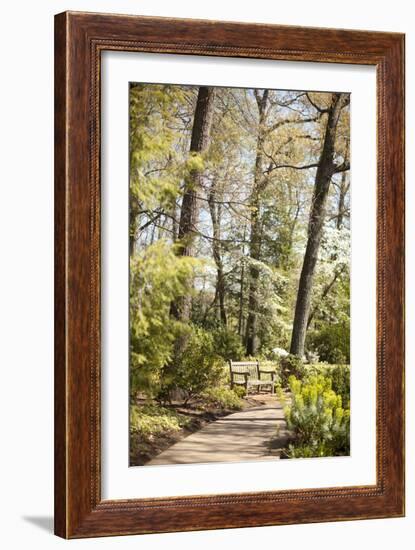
54, 11, 405, 538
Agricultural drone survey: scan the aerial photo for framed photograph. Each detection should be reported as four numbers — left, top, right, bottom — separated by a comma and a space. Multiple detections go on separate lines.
54, 11, 405, 538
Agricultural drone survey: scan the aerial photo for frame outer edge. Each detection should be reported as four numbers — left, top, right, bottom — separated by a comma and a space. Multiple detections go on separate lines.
54, 11, 69, 539
384, 34, 405, 517
54, 10, 405, 538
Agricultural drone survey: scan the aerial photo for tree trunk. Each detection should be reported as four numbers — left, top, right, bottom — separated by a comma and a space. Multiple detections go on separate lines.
171, 86, 215, 321
208, 186, 227, 326
290, 93, 349, 357
171, 201, 178, 241
245, 90, 268, 356
238, 226, 247, 336
129, 199, 139, 256
245, 194, 262, 355
336, 152, 349, 229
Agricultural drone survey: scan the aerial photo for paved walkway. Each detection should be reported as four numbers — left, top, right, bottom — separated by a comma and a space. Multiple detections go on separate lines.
148, 396, 290, 465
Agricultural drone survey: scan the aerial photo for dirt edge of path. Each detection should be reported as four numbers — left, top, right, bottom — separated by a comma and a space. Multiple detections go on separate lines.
129, 394, 273, 466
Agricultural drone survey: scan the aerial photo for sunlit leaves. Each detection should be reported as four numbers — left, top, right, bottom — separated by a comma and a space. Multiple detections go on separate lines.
129, 240, 203, 395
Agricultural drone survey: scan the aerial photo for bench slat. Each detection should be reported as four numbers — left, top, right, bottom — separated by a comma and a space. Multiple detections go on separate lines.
229, 360, 275, 394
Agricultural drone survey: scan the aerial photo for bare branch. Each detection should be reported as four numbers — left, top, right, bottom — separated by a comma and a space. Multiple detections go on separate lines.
265, 115, 320, 135
137, 210, 166, 232
268, 92, 306, 108
331, 160, 350, 174
264, 162, 319, 174
305, 92, 329, 114
340, 94, 351, 109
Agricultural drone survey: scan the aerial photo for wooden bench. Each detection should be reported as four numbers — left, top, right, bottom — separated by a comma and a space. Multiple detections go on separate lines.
229, 360, 276, 394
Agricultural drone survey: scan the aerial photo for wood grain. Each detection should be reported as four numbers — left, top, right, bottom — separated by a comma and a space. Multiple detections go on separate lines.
54, 11, 405, 538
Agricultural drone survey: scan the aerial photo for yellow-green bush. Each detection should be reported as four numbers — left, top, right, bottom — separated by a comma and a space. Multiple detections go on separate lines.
304, 364, 350, 409
284, 374, 350, 458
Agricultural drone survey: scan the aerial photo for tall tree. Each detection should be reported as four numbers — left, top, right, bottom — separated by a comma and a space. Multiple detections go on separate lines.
171, 86, 216, 321
208, 183, 227, 325
244, 89, 317, 354
290, 92, 350, 357
245, 89, 269, 355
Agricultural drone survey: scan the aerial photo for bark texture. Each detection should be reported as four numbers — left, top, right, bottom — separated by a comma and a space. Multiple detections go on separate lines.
208, 187, 227, 325
290, 92, 349, 357
245, 89, 269, 355
172, 86, 215, 321
336, 150, 350, 229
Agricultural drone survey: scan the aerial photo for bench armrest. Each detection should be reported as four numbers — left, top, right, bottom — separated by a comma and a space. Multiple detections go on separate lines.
258, 370, 275, 381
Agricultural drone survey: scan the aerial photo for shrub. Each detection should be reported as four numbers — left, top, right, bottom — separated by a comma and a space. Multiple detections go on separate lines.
306, 321, 350, 364
212, 327, 245, 361
327, 364, 350, 409
304, 364, 350, 409
258, 346, 289, 365
232, 385, 247, 398
280, 354, 307, 386
200, 386, 244, 410
284, 374, 350, 458
163, 326, 225, 403
129, 240, 201, 398
130, 404, 190, 439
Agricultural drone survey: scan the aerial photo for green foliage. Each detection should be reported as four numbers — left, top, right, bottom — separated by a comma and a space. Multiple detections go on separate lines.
307, 321, 350, 364
232, 385, 247, 398
130, 404, 190, 439
212, 327, 245, 361
129, 84, 191, 211
185, 152, 205, 173
245, 259, 291, 354
284, 374, 350, 458
310, 226, 350, 329
280, 354, 306, 386
329, 365, 350, 409
165, 326, 225, 403
200, 386, 244, 410
305, 364, 350, 409
129, 241, 201, 397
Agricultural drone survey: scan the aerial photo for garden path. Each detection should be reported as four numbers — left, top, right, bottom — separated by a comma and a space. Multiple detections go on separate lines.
147, 395, 290, 465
